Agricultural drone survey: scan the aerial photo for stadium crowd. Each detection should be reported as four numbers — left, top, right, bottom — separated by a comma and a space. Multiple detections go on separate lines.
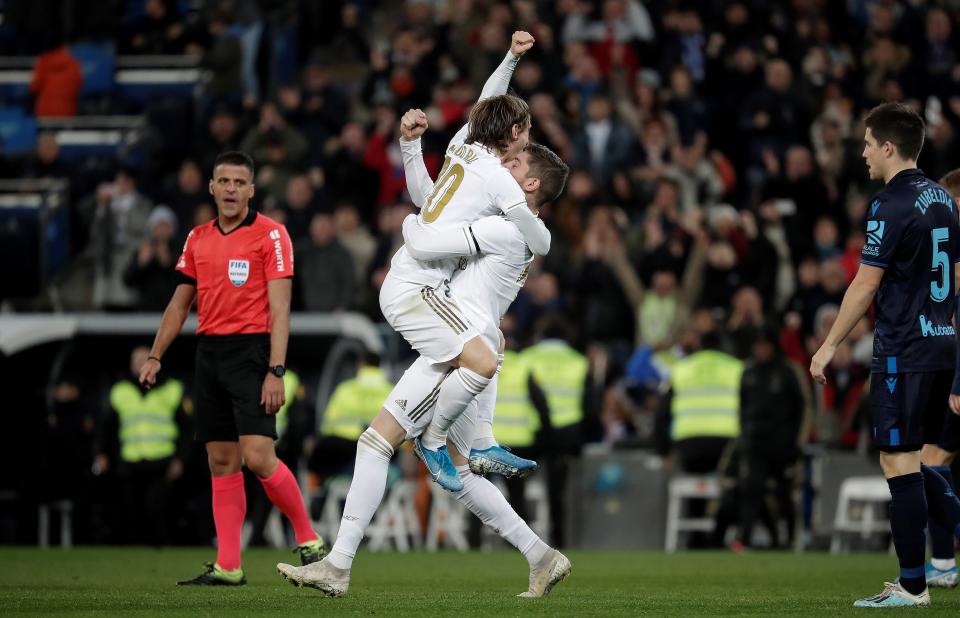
4, 0, 960, 549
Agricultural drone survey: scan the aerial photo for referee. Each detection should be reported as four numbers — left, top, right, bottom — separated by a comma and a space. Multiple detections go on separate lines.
139, 151, 325, 586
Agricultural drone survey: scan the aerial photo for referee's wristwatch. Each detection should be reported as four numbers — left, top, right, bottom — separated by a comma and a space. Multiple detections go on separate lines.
269, 365, 286, 378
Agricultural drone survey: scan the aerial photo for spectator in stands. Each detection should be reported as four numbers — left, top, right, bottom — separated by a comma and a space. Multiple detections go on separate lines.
123, 206, 180, 312
366, 203, 413, 306
333, 204, 376, 307
726, 286, 766, 360
295, 212, 354, 312
323, 122, 380, 225
242, 101, 308, 168
163, 160, 209, 235
88, 168, 153, 310
278, 51, 348, 163
763, 145, 832, 258
197, 8, 243, 106
561, 0, 654, 47
574, 206, 638, 345
363, 101, 412, 209
280, 174, 323, 243
29, 40, 82, 117
571, 92, 635, 187
198, 106, 243, 173
123, 0, 186, 55
739, 59, 805, 170
21, 132, 69, 179
94, 346, 190, 544
666, 65, 709, 147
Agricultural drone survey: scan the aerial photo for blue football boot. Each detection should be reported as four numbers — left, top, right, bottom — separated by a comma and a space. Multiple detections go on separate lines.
469, 445, 538, 478
413, 437, 463, 492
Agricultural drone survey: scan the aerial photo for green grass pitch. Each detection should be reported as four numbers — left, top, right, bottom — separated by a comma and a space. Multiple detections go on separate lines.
1, 547, 959, 615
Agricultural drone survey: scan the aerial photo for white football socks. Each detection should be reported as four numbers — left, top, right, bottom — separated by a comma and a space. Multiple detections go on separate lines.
328, 428, 394, 570
472, 373, 499, 450
453, 465, 548, 567
422, 367, 491, 450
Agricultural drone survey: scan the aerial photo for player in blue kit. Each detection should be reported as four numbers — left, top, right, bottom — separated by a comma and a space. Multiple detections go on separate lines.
810, 103, 960, 608
924, 168, 960, 588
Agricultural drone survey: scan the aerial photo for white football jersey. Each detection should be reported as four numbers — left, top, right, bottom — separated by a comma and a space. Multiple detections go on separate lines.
388, 125, 527, 288
448, 215, 533, 347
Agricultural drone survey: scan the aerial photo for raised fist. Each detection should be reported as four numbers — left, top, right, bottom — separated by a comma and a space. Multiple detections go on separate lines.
400, 108, 428, 141
511, 31, 535, 57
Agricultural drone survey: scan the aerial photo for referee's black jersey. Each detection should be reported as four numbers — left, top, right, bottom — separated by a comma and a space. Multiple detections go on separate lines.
861, 168, 960, 374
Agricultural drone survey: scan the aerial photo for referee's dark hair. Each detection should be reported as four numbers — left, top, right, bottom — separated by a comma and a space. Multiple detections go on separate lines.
213, 151, 256, 177
864, 102, 925, 162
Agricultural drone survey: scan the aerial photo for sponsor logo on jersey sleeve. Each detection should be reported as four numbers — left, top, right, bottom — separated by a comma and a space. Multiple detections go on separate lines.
862, 220, 884, 256
269, 229, 285, 272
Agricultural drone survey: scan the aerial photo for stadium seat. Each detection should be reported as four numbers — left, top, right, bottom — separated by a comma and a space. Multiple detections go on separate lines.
425, 483, 469, 551
37, 500, 72, 549
70, 43, 116, 96
367, 480, 422, 552
0, 106, 36, 154
829, 475, 891, 554
664, 475, 720, 553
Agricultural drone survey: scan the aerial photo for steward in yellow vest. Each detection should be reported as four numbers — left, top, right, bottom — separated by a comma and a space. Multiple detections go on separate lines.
492, 350, 540, 449
522, 339, 588, 452
94, 347, 190, 544
519, 334, 589, 549
657, 334, 743, 474
308, 361, 394, 488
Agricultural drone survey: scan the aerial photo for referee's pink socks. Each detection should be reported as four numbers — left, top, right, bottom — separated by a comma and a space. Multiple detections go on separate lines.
211, 471, 246, 571
259, 460, 317, 544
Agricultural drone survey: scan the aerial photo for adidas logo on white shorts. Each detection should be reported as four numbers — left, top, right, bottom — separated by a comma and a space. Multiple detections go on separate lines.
395, 399, 407, 411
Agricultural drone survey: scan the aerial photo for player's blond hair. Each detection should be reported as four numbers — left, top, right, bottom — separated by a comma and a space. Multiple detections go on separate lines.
465, 95, 530, 154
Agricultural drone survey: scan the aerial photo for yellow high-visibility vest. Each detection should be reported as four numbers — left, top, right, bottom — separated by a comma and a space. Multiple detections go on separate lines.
493, 350, 540, 448
523, 341, 587, 429
322, 366, 393, 441
110, 379, 182, 463
670, 350, 743, 441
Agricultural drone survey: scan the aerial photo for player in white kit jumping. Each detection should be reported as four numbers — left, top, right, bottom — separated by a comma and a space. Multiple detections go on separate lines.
379, 33, 550, 492
276, 34, 572, 599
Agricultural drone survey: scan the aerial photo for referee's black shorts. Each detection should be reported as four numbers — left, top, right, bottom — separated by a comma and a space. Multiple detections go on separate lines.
194, 333, 277, 442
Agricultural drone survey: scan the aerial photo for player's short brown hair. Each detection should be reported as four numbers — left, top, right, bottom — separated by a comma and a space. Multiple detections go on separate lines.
525, 143, 569, 207
939, 169, 960, 199
864, 102, 925, 161
213, 151, 255, 177
465, 95, 530, 154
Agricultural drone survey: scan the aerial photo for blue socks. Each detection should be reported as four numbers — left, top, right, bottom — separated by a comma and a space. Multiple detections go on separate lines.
922, 465, 960, 559
887, 472, 927, 595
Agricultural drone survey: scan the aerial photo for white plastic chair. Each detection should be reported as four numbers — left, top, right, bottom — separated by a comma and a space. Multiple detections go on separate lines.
664, 475, 720, 552
830, 475, 890, 554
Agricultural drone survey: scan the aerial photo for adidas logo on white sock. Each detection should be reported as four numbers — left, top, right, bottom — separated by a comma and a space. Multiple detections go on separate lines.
395, 399, 407, 411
